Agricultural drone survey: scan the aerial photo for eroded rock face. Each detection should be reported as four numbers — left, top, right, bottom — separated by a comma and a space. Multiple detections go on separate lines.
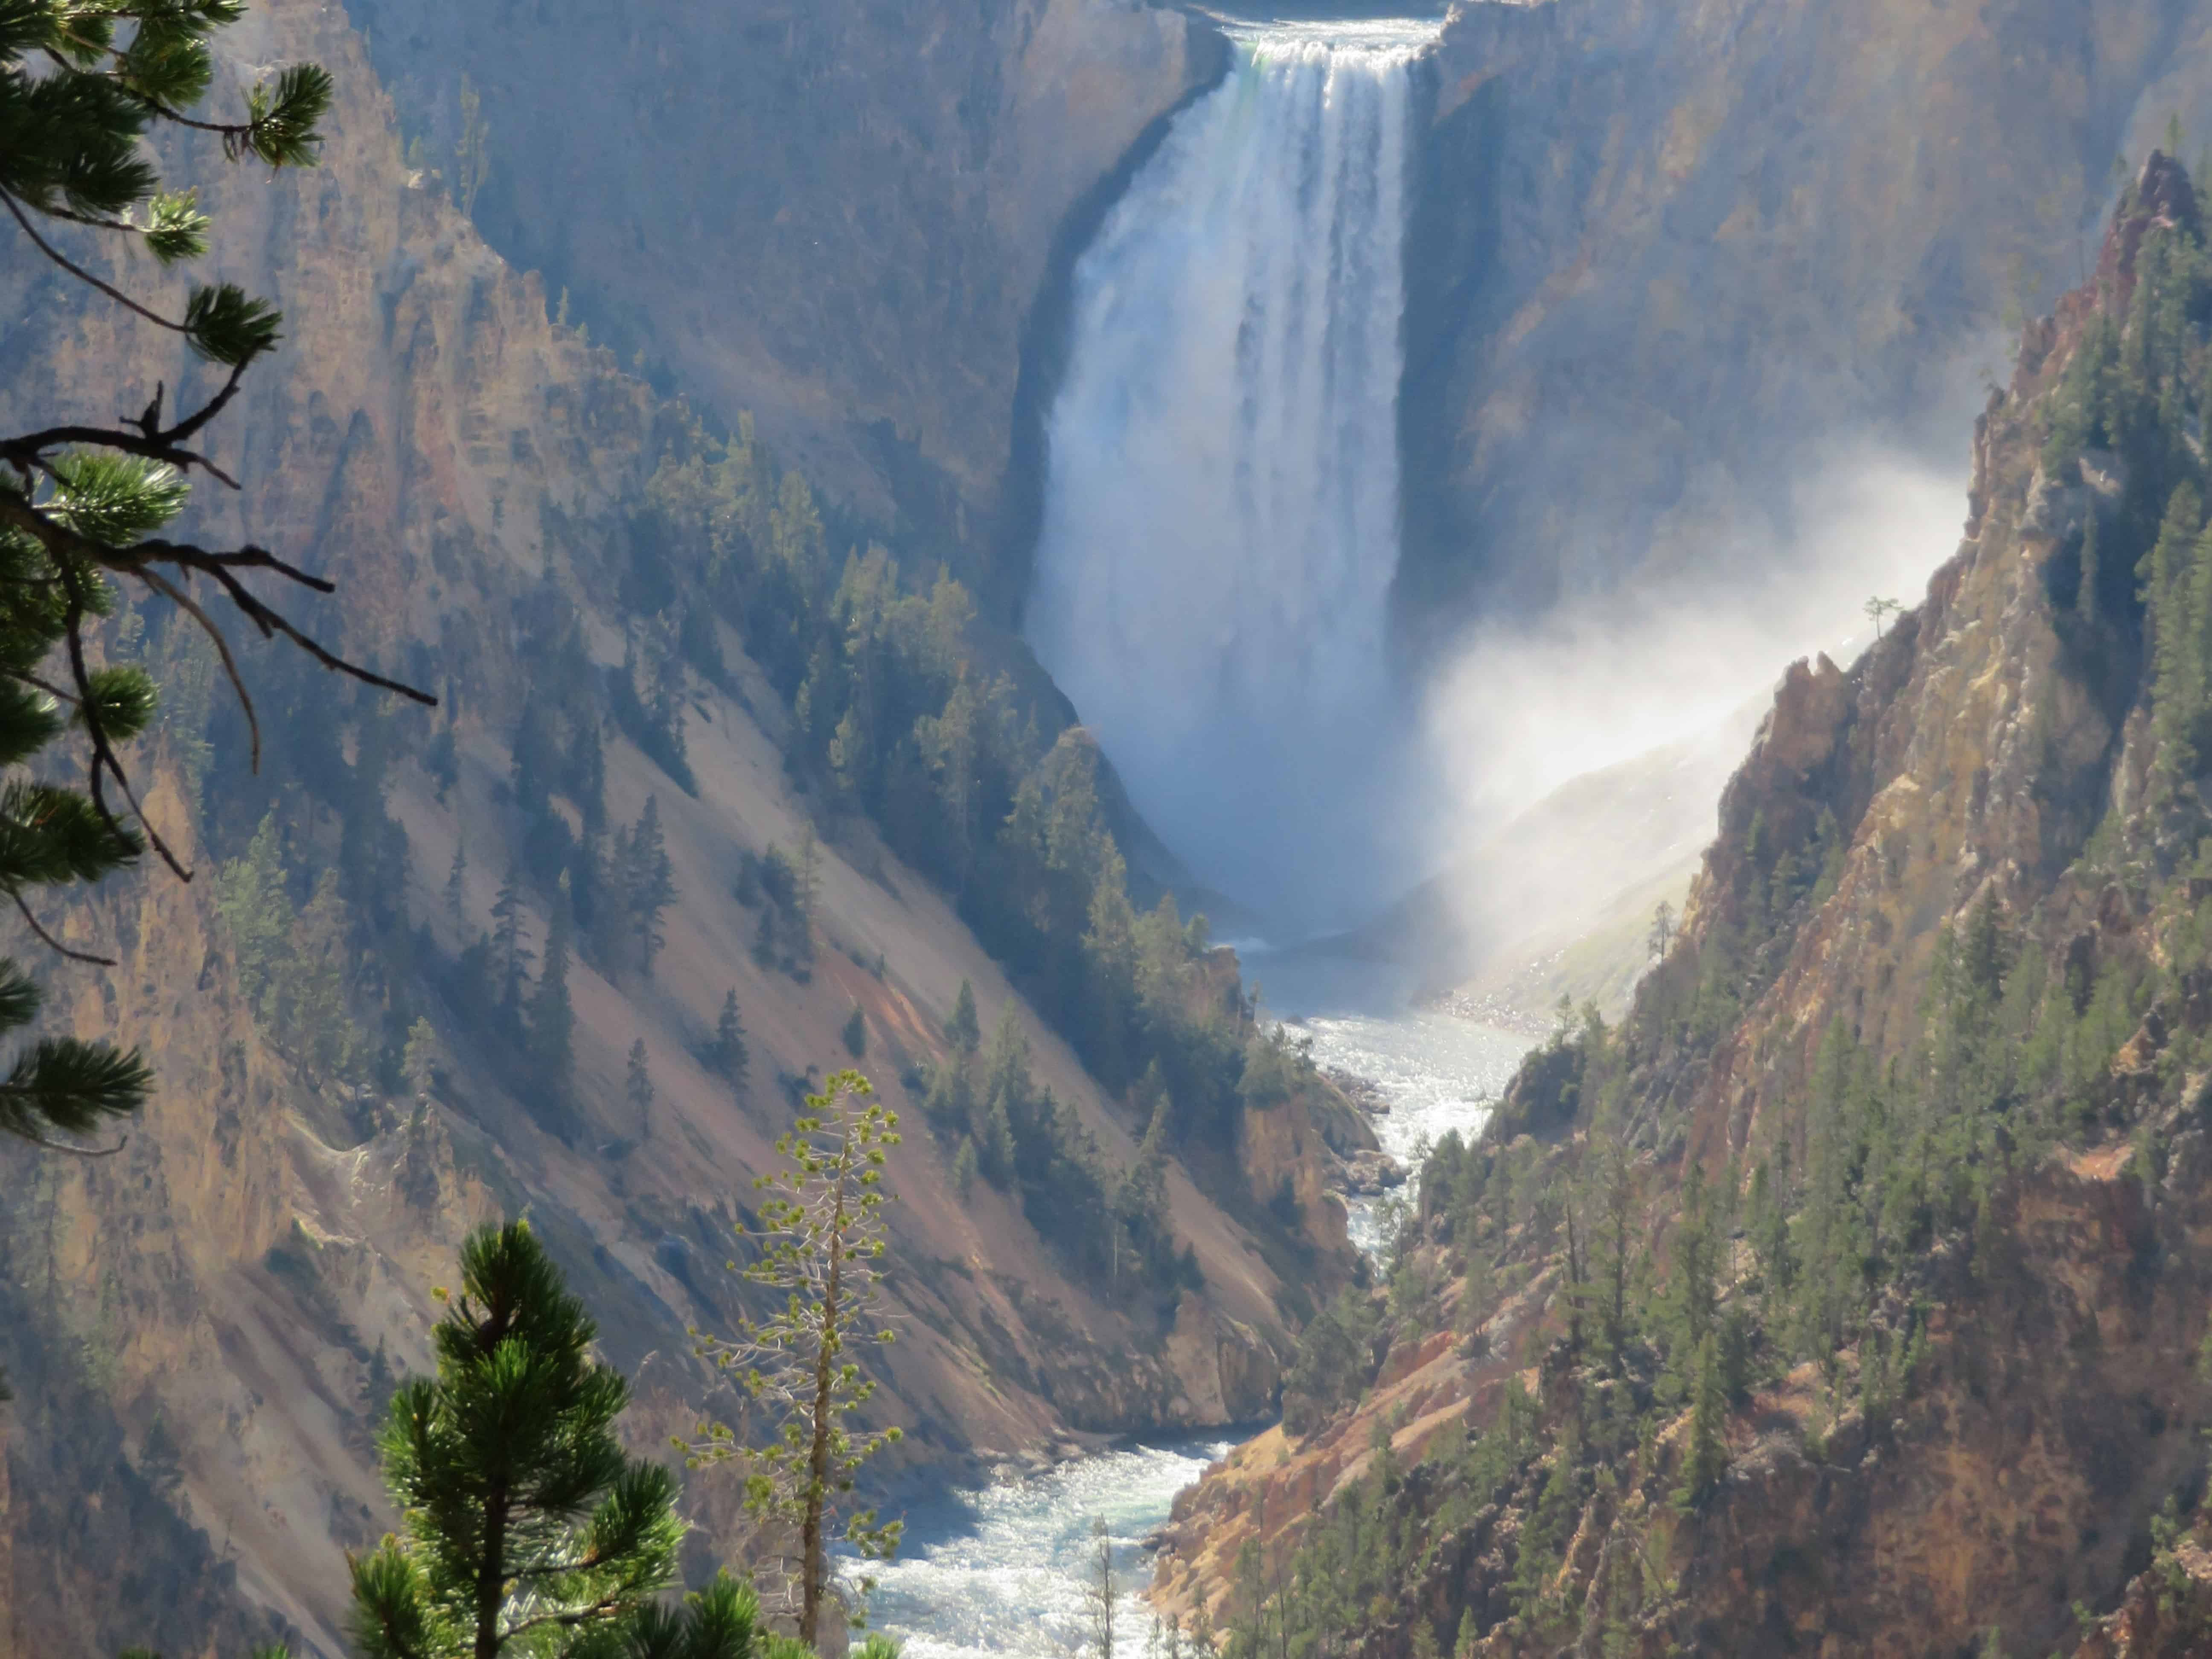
1154, 160, 2212, 1658
1399, 0, 2212, 646
340, 0, 1222, 600
339, 0, 2212, 658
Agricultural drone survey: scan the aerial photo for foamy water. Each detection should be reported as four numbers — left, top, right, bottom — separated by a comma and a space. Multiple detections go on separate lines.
865, 11, 1486, 1647
1252, 952, 1532, 1253
847, 961, 1530, 1647
851, 1438, 1235, 1656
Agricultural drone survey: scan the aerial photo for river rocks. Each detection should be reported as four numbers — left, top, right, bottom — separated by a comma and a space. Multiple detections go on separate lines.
1336, 1149, 1408, 1196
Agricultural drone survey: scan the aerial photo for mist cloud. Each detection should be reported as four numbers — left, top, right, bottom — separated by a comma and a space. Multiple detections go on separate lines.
1407, 444, 1972, 972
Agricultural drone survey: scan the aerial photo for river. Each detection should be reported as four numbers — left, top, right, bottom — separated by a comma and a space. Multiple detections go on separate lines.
854, 951, 1531, 1655
860, 1436, 1239, 1659
876, 1, 1503, 1647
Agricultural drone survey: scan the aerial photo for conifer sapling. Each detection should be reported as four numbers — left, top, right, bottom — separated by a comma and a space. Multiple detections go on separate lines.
349, 1219, 685, 1659
688, 1071, 904, 1647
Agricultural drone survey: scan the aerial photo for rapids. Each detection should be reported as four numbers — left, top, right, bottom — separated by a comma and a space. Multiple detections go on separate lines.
853, 959, 1528, 1654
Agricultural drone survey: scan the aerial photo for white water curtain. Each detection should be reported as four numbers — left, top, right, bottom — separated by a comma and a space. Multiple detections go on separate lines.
1026, 23, 1432, 931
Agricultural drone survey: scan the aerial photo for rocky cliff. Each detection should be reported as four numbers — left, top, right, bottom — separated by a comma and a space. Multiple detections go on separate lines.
1154, 157, 2212, 1659
338, 0, 1226, 609
292, 0, 2212, 703
1398, 0, 2212, 647
0, 3, 1360, 1653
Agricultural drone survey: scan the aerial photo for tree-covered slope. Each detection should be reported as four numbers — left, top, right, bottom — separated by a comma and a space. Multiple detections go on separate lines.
1158, 155, 2212, 1659
0, 2, 1368, 1651
337, 0, 1224, 608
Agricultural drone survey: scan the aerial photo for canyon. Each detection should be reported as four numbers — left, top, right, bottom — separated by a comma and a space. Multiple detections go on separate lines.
13, 0, 2212, 1655
0, 3, 1360, 1653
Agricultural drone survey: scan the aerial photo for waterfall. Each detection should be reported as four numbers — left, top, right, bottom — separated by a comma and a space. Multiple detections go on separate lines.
1023, 20, 1436, 932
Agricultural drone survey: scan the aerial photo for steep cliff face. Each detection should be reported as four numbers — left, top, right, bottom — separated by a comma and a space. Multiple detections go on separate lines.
0, 3, 1356, 1653
1398, 0, 2212, 645
337, 0, 1223, 604
264, 0, 2212, 681
1156, 159, 2212, 1659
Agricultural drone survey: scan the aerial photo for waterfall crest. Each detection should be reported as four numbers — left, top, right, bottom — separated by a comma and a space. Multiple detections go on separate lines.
1024, 21, 1435, 931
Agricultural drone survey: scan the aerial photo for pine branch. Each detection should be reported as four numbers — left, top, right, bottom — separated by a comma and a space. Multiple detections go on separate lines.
57, 564, 190, 879
0, 492, 434, 805
0, 367, 251, 486
0, 185, 193, 338
11, 891, 115, 965
137, 567, 259, 767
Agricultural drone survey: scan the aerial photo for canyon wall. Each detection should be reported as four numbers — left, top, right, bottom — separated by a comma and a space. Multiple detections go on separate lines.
339, 0, 1225, 609
1399, 0, 2212, 643
315, 0, 2212, 672
1155, 158, 2212, 1658
0, 2, 1357, 1653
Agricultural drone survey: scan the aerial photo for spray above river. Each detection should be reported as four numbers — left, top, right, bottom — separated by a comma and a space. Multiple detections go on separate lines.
1025, 20, 1438, 932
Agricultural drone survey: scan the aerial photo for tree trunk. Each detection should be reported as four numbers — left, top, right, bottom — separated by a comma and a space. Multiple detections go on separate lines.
475, 1484, 509, 1659
800, 1161, 849, 1647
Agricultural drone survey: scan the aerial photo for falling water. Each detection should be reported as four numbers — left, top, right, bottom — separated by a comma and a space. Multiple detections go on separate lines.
867, 23, 1450, 1656
1024, 21, 1437, 931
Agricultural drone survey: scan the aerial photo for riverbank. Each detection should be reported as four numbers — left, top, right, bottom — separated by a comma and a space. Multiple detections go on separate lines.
858, 952, 1534, 1650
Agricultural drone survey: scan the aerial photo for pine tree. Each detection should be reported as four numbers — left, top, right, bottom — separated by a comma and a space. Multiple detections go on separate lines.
569, 712, 607, 836
708, 990, 749, 1091
2077, 510, 2101, 622
0, 2, 428, 1149
1674, 1332, 1730, 1511
216, 813, 291, 1022
614, 1573, 832, 1659
490, 859, 531, 1016
453, 73, 490, 219
1111, 1089, 1172, 1286
841, 1003, 867, 1059
944, 979, 981, 1056
403, 1018, 440, 1101
1591, 1135, 1642, 1371
1667, 1158, 1718, 1368
2146, 484, 2207, 784
349, 1220, 686, 1658
1082, 1516, 1118, 1659
625, 1039, 653, 1139
977, 1010, 1028, 1189
792, 824, 820, 969
291, 870, 362, 1082
689, 1073, 905, 1647
527, 879, 576, 1127
624, 795, 676, 978
1511, 1425, 1581, 1618
445, 838, 469, 932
